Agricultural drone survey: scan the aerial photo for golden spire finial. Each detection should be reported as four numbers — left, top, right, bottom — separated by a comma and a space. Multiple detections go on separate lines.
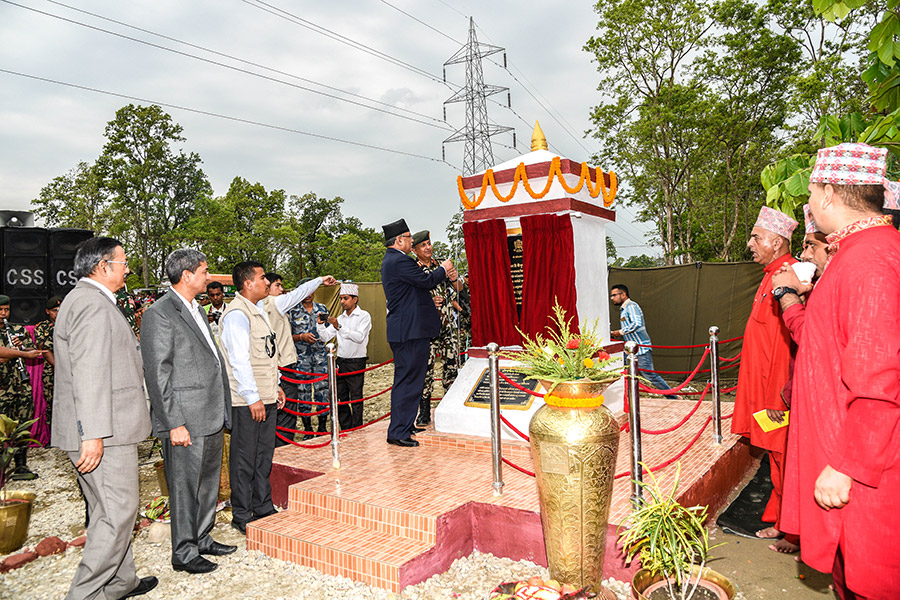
531, 121, 548, 151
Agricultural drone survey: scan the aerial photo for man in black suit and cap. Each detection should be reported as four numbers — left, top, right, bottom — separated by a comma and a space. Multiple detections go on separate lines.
381, 219, 456, 447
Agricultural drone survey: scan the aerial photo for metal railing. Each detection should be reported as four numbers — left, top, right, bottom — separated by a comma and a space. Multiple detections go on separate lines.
486, 326, 731, 497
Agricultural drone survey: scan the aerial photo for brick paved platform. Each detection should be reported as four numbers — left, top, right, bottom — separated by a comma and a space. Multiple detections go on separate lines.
250, 398, 751, 592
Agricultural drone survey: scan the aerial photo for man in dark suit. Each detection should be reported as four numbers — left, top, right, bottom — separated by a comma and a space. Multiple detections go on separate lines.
141, 249, 235, 574
52, 237, 157, 600
381, 218, 456, 447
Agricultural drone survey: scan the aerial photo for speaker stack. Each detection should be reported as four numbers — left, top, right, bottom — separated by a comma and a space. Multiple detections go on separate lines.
49, 228, 93, 296
0, 227, 93, 325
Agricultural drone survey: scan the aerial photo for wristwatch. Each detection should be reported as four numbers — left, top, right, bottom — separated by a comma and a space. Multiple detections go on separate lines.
772, 286, 799, 300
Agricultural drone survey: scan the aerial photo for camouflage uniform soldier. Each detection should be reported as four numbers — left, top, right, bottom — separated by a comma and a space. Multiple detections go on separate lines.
288, 283, 331, 435
411, 231, 466, 426
116, 288, 140, 337
33, 296, 62, 428
0, 295, 46, 479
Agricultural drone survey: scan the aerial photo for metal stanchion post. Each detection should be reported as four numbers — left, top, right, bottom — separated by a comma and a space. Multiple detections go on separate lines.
625, 341, 643, 506
326, 343, 341, 469
488, 342, 504, 497
709, 326, 723, 445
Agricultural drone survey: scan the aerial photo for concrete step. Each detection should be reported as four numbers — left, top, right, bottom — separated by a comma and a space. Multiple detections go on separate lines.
247, 510, 436, 593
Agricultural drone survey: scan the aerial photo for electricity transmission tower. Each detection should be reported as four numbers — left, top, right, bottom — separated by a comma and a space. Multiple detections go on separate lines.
442, 17, 514, 176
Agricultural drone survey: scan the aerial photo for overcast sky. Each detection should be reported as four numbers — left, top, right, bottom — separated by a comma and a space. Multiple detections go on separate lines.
0, 0, 656, 256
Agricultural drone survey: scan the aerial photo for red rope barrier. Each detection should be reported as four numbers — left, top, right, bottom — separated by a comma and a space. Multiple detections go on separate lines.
499, 414, 530, 442
275, 431, 332, 448
721, 384, 738, 393
637, 342, 709, 350
637, 348, 709, 395
280, 367, 326, 376
336, 359, 394, 376
339, 411, 392, 432
282, 406, 330, 417
280, 374, 328, 385
719, 336, 743, 344
719, 351, 742, 362
498, 371, 545, 397
640, 384, 710, 435
502, 457, 535, 477
614, 416, 712, 479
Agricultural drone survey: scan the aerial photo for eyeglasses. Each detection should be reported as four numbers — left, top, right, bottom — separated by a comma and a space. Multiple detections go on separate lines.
399, 234, 412, 239
105, 260, 128, 266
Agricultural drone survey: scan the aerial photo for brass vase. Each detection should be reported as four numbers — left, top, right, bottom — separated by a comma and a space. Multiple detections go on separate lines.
529, 379, 621, 593
0, 491, 36, 554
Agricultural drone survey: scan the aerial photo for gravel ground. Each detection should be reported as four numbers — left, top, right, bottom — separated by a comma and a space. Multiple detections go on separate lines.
2, 364, 738, 600
1, 363, 635, 600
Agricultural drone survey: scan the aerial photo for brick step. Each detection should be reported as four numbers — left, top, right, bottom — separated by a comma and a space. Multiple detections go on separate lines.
248, 510, 434, 593
288, 486, 437, 544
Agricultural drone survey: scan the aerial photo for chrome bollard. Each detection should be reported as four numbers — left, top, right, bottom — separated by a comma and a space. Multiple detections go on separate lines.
326, 343, 341, 469
709, 326, 723, 445
487, 342, 504, 497
625, 341, 643, 505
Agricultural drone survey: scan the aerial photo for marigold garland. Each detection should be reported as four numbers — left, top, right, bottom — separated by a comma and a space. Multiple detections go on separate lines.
457, 156, 618, 210
543, 394, 606, 409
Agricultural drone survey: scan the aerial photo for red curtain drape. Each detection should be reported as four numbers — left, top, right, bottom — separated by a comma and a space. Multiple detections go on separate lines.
520, 213, 579, 338
463, 218, 521, 347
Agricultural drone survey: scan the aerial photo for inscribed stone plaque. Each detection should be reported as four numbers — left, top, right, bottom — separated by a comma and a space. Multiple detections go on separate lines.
463, 368, 538, 411
507, 234, 524, 315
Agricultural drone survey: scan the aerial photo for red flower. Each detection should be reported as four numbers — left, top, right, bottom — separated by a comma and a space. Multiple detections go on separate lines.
566, 339, 580, 349
597, 351, 611, 361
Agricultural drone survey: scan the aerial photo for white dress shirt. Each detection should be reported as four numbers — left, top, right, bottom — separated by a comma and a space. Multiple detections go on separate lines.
171, 288, 218, 361
80, 277, 118, 305
317, 306, 372, 359
220, 277, 324, 405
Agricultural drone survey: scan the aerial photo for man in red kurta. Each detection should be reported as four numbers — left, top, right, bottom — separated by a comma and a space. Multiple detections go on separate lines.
781, 143, 900, 600
732, 205, 798, 543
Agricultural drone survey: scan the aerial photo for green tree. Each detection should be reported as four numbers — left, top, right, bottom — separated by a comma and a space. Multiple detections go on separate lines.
178, 176, 297, 274
32, 161, 110, 232
95, 104, 210, 286
585, 0, 801, 263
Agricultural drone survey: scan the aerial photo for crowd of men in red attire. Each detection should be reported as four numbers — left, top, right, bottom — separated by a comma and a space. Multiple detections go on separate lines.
733, 143, 900, 600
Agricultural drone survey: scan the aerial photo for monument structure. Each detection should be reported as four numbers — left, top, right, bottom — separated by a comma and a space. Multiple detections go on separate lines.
434, 123, 625, 439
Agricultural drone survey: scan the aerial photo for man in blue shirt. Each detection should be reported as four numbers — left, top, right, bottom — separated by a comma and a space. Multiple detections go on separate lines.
610, 284, 677, 399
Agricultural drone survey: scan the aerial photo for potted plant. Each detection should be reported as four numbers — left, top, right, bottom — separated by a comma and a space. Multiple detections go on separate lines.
619, 463, 734, 600
0, 414, 38, 553
505, 304, 623, 594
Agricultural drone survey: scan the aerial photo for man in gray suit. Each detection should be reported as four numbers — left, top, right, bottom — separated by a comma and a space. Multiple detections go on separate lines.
52, 237, 157, 600
141, 249, 235, 574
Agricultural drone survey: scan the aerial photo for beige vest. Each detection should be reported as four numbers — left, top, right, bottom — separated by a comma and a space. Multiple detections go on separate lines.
221, 292, 279, 405
262, 295, 299, 368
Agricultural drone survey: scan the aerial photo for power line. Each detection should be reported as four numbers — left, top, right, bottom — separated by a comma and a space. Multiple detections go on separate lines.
378, 0, 460, 45
0, 68, 451, 164
40, 0, 451, 129
4, 0, 452, 131
239, 0, 452, 87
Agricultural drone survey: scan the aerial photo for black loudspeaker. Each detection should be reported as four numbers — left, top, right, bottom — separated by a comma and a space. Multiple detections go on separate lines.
2, 256, 48, 295
8, 296, 45, 326
50, 228, 93, 259
49, 258, 78, 296
2, 227, 48, 257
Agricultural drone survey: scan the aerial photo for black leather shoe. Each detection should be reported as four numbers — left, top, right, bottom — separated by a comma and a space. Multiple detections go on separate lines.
119, 576, 158, 599
200, 541, 237, 556
252, 509, 278, 521
387, 438, 419, 447
230, 520, 247, 535
173, 555, 218, 574
411, 426, 426, 433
